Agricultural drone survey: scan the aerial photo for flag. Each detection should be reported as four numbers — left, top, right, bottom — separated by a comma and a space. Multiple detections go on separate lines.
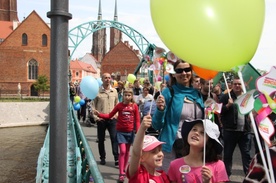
213, 63, 261, 90
241, 63, 261, 91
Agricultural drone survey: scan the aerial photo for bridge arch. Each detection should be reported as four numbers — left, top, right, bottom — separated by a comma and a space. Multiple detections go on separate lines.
68, 20, 156, 73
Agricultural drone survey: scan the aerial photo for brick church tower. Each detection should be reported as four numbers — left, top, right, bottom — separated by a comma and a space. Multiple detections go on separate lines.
109, 0, 122, 50
0, 0, 18, 21
91, 0, 106, 62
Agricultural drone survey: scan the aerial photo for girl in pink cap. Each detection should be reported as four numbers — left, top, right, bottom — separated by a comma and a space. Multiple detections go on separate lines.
126, 115, 170, 183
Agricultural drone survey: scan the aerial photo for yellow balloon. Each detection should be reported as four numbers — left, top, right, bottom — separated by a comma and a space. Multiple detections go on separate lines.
127, 74, 136, 84
139, 78, 145, 84
150, 0, 265, 71
74, 96, 81, 103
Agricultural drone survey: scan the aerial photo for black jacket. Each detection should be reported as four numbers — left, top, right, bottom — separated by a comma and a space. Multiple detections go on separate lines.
219, 90, 251, 132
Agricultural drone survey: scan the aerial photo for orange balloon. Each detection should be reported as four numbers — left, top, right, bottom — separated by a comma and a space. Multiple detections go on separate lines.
113, 80, 118, 87
193, 65, 219, 80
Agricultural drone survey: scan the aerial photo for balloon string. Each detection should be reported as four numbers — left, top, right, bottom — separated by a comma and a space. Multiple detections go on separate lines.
265, 143, 274, 182
149, 72, 157, 115
222, 72, 231, 99
249, 113, 272, 183
149, 88, 156, 115
203, 111, 207, 167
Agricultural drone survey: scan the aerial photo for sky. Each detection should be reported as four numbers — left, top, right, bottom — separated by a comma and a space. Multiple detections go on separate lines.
17, 0, 276, 72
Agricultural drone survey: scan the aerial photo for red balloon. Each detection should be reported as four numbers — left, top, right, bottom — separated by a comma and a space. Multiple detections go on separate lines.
193, 65, 219, 80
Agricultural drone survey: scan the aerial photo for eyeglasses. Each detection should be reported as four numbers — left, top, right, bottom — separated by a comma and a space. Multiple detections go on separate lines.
174, 67, 192, 74
233, 83, 241, 86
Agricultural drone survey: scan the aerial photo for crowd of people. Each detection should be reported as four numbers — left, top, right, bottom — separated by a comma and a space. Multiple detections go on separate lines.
69, 60, 276, 183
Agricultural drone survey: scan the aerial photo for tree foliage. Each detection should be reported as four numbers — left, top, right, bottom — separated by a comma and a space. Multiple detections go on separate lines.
33, 75, 50, 96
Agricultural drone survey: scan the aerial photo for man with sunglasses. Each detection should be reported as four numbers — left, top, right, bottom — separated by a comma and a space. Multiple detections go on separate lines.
219, 77, 252, 178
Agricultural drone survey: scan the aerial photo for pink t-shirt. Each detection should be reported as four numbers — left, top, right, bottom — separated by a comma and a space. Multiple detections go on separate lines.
168, 158, 229, 183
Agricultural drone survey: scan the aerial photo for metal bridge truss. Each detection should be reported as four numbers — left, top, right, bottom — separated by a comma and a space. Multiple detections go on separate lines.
68, 20, 156, 74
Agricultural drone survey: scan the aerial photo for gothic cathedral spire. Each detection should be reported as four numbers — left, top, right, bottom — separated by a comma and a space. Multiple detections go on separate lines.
113, 0, 118, 21
91, 0, 106, 62
97, 0, 102, 20
0, 0, 19, 21
110, 0, 122, 50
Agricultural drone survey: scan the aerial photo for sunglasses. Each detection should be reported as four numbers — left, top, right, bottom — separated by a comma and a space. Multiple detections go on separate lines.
174, 67, 192, 74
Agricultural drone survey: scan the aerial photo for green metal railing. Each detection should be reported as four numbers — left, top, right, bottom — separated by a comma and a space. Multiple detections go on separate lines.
36, 101, 104, 183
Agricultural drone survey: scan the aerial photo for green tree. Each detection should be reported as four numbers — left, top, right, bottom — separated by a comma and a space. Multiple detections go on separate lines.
33, 75, 50, 97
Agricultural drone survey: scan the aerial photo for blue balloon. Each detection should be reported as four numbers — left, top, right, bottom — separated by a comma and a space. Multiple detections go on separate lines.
164, 74, 170, 82
80, 76, 99, 100
79, 99, 85, 106
73, 103, 81, 110
97, 78, 103, 86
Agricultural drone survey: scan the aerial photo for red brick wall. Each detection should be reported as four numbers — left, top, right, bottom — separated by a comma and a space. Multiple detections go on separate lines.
0, 11, 50, 95
101, 41, 140, 77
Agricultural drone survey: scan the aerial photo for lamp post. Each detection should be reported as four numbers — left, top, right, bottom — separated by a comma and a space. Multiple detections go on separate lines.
47, 0, 72, 182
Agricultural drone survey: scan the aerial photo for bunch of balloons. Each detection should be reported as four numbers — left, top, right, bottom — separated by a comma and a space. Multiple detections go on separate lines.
73, 96, 85, 110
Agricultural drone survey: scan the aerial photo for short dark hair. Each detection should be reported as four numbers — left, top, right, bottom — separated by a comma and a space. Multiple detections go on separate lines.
143, 86, 150, 91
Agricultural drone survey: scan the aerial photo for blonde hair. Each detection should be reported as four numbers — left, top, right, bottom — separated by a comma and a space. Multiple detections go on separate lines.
123, 88, 135, 103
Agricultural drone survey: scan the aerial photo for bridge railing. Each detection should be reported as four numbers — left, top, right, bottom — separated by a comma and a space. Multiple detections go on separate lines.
70, 104, 104, 183
36, 101, 104, 183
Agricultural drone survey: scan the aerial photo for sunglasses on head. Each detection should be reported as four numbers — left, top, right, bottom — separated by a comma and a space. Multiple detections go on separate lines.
174, 67, 192, 74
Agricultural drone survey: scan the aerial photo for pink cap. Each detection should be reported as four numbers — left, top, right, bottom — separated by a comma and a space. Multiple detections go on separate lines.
142, 135, 165, 152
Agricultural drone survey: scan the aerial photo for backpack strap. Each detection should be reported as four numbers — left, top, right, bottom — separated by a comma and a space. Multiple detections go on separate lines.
168, 86, 174, 107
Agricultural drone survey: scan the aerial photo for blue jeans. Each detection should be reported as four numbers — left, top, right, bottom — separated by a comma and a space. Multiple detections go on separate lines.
223, 130, 252, 176
97, 118, 119, 161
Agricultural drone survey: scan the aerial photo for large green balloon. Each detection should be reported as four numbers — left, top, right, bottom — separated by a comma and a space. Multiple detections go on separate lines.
150, 0, 265, 71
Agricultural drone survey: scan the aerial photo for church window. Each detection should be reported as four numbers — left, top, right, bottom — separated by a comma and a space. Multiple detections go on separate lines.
22, 33, 28, 45
42, 34, 47, 46
28, 59, 38, 80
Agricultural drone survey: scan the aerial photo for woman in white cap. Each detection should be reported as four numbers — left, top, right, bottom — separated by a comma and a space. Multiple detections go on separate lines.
168, 119, 229, 183
126, 115, 170, 183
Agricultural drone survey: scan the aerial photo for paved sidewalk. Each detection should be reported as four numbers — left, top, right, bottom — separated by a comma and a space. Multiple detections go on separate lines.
0, 102, 49, 128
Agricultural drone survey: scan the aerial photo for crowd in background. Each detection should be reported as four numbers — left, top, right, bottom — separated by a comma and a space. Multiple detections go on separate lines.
68, 63, 276, 182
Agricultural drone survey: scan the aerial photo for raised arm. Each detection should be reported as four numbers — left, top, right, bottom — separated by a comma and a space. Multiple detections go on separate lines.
128, 115, 152, 178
